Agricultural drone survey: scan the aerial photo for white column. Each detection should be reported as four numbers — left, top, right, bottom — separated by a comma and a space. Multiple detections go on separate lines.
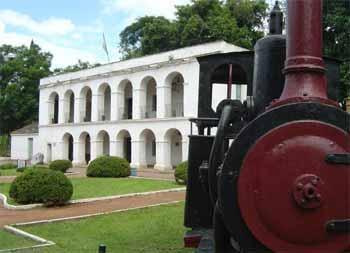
182, 140, 188, 162
90, 140, 100, 161
116, 91, 124, 120
74, 97, 80, 123
72, 141, 81, 165
130, 140, 147, 170
157, 85, 171, 118
111, 91, 118, 121
91, 94, 100, 122
110, 140, 117, 156
58, 99, 65, 124
55, 141, 64, 160
133, 88, 145, 120
116, 140, 123, 157
154, 140, 172, 171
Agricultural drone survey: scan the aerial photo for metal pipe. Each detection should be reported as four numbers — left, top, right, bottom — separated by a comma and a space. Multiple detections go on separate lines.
273, 0, 336, 107
227, 64, 233, 99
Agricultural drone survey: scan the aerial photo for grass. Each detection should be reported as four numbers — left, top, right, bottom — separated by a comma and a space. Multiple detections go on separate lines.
17, 202, 191, 253
0, 229, 37, 250
0, 177, 181, 205
0, 168, 21, 176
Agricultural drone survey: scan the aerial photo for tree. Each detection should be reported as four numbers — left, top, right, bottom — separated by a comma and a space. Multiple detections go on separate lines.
53, 60, 101, 75
323, 0, 350, 103
119, 0, 268, 59
0, 42, 52, 134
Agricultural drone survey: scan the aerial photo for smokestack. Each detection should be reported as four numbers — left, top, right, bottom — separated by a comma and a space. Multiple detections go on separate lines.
272, 0, 337, 107
269, 1, 283, 35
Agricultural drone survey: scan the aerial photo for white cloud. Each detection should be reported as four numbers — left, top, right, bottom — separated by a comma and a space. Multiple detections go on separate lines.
101, 0, 190, 22
0, 20, 5, 33
0, 10, 75, 36
0, 30, 99, 68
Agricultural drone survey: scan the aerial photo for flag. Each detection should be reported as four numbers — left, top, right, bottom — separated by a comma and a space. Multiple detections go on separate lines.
102, 33, 110, 62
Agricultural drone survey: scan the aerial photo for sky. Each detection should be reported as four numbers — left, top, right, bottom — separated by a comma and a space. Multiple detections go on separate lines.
0, 0, 190, 68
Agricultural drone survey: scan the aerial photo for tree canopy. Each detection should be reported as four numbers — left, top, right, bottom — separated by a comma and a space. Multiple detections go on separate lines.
119, 0, 268, 59
0, 42, 52, 134
53, 60, 101, 75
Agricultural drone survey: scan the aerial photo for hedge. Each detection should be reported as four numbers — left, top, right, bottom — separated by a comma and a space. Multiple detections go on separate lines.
49, 160, 72, 173
0, 163, 16, 170
174, 161, 188, 185
87, 156, 130, 178
9, 168, 73, 206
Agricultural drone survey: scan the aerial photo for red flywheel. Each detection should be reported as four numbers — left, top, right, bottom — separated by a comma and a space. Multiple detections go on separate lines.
238, 120, 350, 253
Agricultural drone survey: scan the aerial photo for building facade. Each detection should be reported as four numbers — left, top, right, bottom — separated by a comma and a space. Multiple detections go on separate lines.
11, 41, 247, 170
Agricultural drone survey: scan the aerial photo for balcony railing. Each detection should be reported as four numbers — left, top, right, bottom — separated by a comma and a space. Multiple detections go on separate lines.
165, 103, 184, 117
140, 106, 157, 119
80, 111, 91, 122
118, 107, 132, 120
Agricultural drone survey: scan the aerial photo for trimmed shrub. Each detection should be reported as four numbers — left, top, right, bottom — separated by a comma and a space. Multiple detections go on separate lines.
17, 165, 49, 173
87, 156, 130, 178
0, 163, 16, 170
49, 160, 72, 173
9, 168, 73, 206
174, 161, 188, 185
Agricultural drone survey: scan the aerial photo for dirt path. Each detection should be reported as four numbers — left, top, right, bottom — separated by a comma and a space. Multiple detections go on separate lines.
0, 191, 185, 227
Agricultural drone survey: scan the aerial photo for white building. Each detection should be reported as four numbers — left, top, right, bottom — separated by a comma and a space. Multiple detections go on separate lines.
11, 41, 247, 170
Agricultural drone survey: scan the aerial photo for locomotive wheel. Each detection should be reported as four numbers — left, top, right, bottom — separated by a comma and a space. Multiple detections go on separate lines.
218, 102, 350, 252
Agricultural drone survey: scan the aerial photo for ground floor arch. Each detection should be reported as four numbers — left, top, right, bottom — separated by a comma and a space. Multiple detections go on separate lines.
165, 128, 183, 168
116, 130, 131, 162
62, 133, 74, 161
96, 130, 110, 156
139, 129, 156, 167
79, 132, 91, 164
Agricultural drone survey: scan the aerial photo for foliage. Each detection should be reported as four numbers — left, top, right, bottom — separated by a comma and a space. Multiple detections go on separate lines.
0, 163, 16, 170
119, 0, 268, 59
49, 159, 72, 173
0, 42, 52, 134
87, 156, 130, 178
9, 168, 73, 206
323, 0, 350, 103
0, 135, 9, 156
174, 161, 188, 185
53, 60, 101, 75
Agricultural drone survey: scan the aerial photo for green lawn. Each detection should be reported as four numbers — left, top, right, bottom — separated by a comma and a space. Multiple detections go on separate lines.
15, 202, 191, 253
0, 229, 37, 250
0, 177, 181, 205
0, 168, 20, 176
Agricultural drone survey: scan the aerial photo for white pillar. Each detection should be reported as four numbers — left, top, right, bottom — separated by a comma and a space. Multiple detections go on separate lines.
110, 140, 117, 156
91, 94, 100, 122
157, 85, 171, 118
116, 140, 123, 157
55, 141, 64, 160
72, 141, 81, 165
154, 140, 172, 171
130, 140, 147, 170
58, 99, 65, 124
74, 97, 80, 123
133, 88, 145, 119
90, 140, 99, 161
182, 140, 188, 162
111, 91, 118, 121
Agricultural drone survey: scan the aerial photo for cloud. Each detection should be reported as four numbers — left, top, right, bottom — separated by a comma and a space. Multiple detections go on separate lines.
0, 9, 75, 36
0, 30, 99, 68
101, 0, 190, 23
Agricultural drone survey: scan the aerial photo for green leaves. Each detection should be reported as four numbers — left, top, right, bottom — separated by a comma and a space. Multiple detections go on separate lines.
0, 42, 52, 134
119, 0, 269, 59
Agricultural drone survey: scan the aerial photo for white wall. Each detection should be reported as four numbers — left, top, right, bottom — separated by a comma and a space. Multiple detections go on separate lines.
11, 134, 39, 160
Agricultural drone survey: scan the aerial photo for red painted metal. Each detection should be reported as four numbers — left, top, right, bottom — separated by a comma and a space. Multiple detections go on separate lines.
270, 0, 338, 108
238, 121, 350, 253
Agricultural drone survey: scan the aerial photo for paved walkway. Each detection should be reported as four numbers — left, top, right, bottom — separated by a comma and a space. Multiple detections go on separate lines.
0, 191, 185, 227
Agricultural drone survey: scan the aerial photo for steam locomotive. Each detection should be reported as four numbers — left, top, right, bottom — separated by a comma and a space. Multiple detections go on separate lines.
183, 1, 350, 252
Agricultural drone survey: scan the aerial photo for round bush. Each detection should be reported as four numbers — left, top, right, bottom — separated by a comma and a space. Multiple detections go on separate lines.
9, 168, 73, 206
87, 156, 130, 178
49, 160, 72, 173
174, 161, 188, 185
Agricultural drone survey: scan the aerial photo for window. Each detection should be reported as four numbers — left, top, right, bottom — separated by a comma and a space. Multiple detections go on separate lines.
152, 140, 156, 156
152, 95, 157, 111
